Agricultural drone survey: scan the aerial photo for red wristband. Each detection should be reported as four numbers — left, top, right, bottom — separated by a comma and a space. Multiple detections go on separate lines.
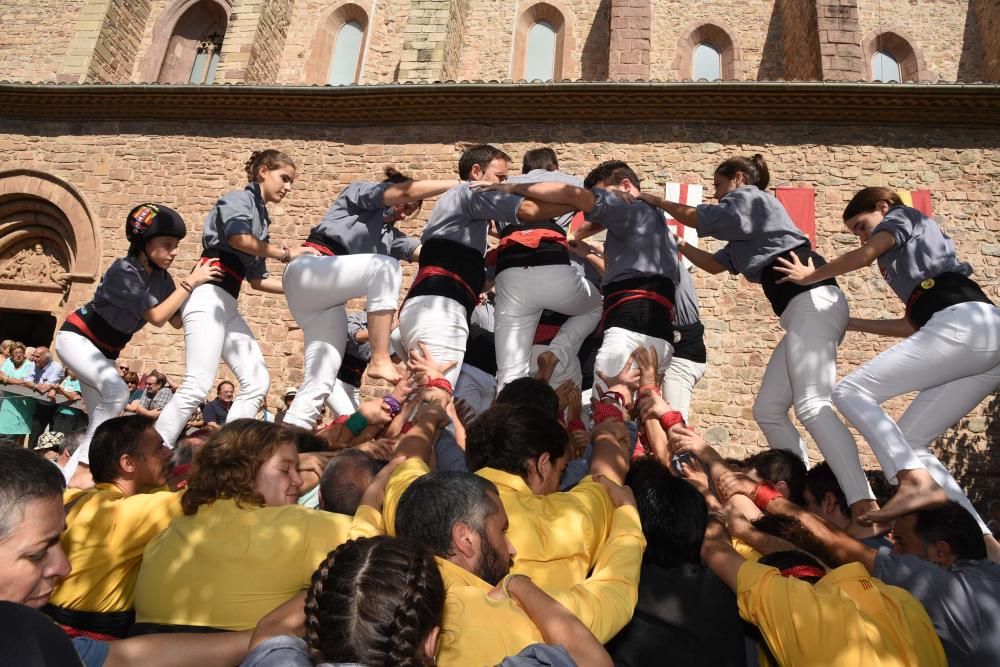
566, 418, 587, 434
422, 378, 454, 395
638, 385, 660, 395
752, 481, 782, 512
658, 410, 685, 430
332, 414, 349, 425
592, 401, 624, 425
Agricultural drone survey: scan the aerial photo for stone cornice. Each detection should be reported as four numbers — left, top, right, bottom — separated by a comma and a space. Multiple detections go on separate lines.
1, 81, 999, 127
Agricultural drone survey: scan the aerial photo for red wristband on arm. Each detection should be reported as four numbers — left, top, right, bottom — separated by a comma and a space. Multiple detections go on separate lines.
422, 378, 454, 395
566, 418, 587, 434
752, 481, 782, 512
592, 401, 624, 425
658, 411, 685, 430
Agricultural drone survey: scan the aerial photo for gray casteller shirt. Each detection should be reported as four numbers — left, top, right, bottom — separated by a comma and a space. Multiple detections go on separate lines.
874, 547, 1000, 666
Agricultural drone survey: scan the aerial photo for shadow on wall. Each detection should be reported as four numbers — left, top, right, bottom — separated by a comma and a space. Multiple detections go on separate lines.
934, 391, 999, 512
757, 0, 784, 81
581, 0, 611, 82
957, 1, 985, 82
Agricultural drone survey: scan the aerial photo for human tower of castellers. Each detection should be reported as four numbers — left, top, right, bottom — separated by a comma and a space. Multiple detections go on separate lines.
8, 142, 996, 666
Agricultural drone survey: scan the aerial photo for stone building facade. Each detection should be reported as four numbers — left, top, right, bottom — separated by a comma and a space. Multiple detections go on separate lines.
0, 0, 998, 505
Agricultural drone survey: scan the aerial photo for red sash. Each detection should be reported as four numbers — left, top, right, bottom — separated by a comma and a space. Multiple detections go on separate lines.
497, 228, 568, 251
198, 256, 245, 283
303, 241, 335, 256
64, 312, 124, 354
411, 265, 478, 304
600, 289, 675, 333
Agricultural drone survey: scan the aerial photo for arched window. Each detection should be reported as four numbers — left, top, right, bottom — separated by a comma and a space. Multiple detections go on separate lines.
674, 22, 740, 81
155, 0, 229, 84
328, 20, 365, 85
524, 20, 557, 81
692, 42, 721, 80
512, 3, 568, 82
871, 50, 901, 82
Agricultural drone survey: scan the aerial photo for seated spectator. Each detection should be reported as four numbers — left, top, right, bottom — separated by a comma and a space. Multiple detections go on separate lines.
34, 430, 65, 461
127, 372, 173, 418
0, 447, 271, 667
257, 396, 275, 423
0, 341, 36, 445
606, 457, 752, 667
122, 372, 143, 412
133, 419, 352, 632
45, 416, 180, 638
51, 369, 86, 434
465, 402, 625, 589
202, 381, 234, 429
27, 346, 65, 448
274, 387, 296, 425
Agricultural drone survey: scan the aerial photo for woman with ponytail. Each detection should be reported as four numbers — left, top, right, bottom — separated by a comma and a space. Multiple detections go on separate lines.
56, 203, 222, 479
638, 154, 879, 534
154, 150, 318, 447
775, 187, 1000, 553
280, 167, 462, 431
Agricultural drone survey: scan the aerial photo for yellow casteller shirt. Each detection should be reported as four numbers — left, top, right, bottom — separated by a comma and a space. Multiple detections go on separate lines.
475, 468, 614, 591
359, 458, 646, 666
133, 499, 351, 631
737, 560, 947, 667
50, 485, 183, 613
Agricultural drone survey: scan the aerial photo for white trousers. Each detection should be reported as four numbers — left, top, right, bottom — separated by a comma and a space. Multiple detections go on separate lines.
593, 327, 674, 396
280, 254, 402, 429
834, 301, 1000, 533
454, 364, 497, 418
327, 380, 361, 418
752, 285, 873, 505
664, 356, 707, 423
154, 284, 269, 446
398, 295, 468, 386
55, 331, 129, 479
529, 344, 583, 389
494, 265, 602, 391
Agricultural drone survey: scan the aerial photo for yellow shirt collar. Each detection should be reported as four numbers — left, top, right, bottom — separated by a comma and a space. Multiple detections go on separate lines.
476, 467, 533, 495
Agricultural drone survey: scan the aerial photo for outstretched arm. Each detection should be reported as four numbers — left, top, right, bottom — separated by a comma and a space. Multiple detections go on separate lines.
775, 230, 895, 285
848, 317, 916, 338
383, 179, 460, 205
637, 192, 698, 227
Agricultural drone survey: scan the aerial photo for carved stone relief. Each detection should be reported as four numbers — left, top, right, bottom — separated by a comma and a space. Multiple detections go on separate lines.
0, 240, 69, 287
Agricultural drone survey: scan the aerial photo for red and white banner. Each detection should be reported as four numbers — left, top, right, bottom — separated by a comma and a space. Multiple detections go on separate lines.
662, 183, 702, 267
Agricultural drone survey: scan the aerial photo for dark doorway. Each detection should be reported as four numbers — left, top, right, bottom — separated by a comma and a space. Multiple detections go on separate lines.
0, 310, 57, 347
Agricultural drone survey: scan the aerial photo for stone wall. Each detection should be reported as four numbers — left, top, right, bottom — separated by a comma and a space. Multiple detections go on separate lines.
1, 114, 997, 505
0, 0, 88, 83
2, 0, 998, 84
651, 0, 775, 81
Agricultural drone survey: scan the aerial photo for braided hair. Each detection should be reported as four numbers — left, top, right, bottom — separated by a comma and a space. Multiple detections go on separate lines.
244, 149, 296, 182
305, 536, 445, 666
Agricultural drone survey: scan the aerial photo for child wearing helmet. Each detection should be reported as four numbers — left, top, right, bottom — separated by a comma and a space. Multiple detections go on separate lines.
56, 203, 222, 480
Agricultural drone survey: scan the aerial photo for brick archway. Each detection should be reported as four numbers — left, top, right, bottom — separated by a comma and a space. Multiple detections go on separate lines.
137, 0, 232, 83
304, 2, 370, 85
0, 170, 100, 313
511, 1, 575, 81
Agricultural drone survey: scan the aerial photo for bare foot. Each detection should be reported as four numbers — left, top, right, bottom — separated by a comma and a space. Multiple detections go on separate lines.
861, 470, 948, 524
534, 351, 559, 384
848, 499, 891, 539
366, 359, 401, 384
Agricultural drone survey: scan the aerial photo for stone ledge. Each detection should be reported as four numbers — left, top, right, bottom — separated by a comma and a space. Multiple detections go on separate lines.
0, 81, 999, 127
